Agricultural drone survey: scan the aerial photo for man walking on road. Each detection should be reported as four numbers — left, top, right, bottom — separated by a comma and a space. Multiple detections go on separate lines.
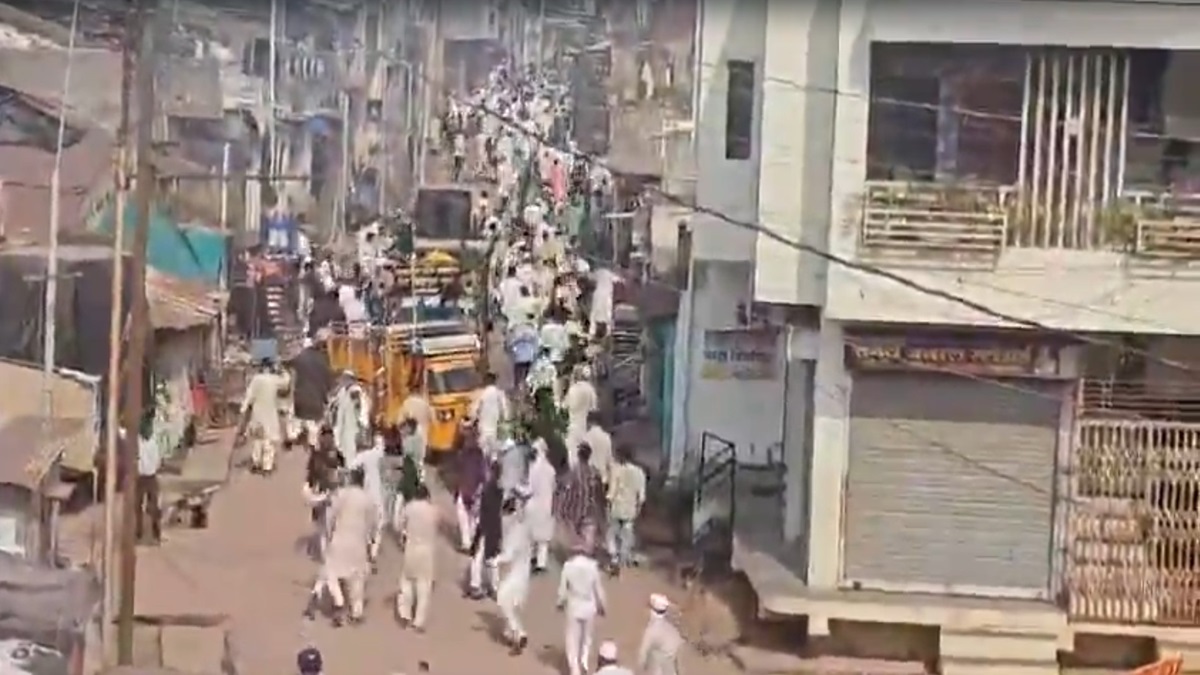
639, 594, 683, 675
558, 528, 607, 675
134, 414, 163, 545
467, 465, 505, 599
469, 372, 510, 457
237, 358, 285, 474
527, 439, 557, 573
607, 444, 647, 573
396, 483, 438, 631
324, 466, 377, 626
495, 484, 534, 654
596, 641, 634, 675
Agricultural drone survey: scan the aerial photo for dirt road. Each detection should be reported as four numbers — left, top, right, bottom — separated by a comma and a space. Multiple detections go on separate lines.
126, 442, 743, 675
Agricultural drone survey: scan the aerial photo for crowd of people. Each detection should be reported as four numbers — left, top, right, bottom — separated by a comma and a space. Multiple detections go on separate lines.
228, 59, 683, 675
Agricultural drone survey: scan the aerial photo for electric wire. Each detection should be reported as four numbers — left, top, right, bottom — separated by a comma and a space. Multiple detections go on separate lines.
427, 70, 1200, 505
430, 70, 1200, 379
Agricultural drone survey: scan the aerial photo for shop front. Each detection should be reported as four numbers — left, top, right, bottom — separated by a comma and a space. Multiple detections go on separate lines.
840, 331, 1069, 599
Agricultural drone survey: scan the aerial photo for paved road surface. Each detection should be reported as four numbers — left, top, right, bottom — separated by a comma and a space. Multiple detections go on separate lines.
128, 443, 743, 675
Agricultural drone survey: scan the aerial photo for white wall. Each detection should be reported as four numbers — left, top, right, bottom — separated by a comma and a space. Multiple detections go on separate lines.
670, 261, 786, 476
752, 0, 836, 307
821, 0, 1200, 334
692, 0, 766, 262
438, 0, 498, 41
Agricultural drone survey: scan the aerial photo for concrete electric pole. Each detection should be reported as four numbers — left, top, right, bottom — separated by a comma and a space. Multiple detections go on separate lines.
116, 0, 158, 663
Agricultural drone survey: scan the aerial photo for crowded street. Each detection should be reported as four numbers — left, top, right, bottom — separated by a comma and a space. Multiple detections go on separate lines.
116, 437, 740, 675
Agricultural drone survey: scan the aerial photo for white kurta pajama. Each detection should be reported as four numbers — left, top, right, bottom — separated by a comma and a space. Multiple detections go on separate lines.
563, 380, 599, 466
495, 510, 534, 642
320, 485, 377, 619
470, 384, 510, 457
638, 614, 683, 675
241, 371, 284, 472
397, 498, 438, 629
527, 449, 557, 570
558, 553, 607, 675
332, 385, 364, 464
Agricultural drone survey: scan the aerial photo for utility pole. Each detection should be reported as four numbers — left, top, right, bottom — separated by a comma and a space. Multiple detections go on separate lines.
42, 0, 82, 488
101, 0, 137, 658
116, 0, 157, 663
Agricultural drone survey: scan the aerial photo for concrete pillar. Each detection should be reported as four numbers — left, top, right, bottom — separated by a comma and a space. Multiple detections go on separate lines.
808, 320, 850, 596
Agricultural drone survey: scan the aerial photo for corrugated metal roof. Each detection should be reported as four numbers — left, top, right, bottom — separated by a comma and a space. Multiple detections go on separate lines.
146, 269, 223, 331
0, 358, 97, 484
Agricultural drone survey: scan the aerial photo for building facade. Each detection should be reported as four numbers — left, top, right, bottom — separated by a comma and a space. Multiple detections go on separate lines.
684, 0, 1200, 669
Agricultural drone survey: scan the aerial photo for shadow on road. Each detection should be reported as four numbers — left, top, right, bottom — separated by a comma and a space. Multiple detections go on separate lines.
474, 608, 509, 645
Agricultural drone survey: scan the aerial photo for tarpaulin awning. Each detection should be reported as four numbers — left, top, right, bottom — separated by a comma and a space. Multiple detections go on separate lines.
0, 359, 98, 479
147, 269, 224, 331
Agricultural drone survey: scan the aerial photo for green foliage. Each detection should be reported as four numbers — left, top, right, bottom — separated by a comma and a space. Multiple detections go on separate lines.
516, 388, 569, 470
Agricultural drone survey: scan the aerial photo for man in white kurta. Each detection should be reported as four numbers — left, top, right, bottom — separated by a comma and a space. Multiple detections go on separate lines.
239, 361, 284, 473
400, 392, 433, 458
638, 594, 683, 675
396, 483, 438, 631
558, 532, 607, 675
582, 413, 614, 487
469, 372, 510, 457
323, 468, 377, 625
589, 267, 616, 338
349, 434, 387, 563
527, 439, 557, 573
563, 370, 599, 466
331, 375, 364, 464
495, 484, 533, 654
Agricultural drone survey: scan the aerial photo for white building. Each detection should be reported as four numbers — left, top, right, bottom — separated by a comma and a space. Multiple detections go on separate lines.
678, 0, 1200, 671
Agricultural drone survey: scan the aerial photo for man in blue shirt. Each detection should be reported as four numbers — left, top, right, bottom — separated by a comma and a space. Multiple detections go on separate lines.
135, 411, 163, 545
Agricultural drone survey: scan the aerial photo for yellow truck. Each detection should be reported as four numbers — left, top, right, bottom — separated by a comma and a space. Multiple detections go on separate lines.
325, 319, 482, 455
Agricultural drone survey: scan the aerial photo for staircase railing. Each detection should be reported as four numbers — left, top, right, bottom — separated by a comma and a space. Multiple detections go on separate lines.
690, 432, 737, 572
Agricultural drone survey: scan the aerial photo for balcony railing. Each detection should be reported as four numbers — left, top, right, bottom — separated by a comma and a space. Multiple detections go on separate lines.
1079, 378, 1200, 423
859, 181, 1010, 263
1123, 190, 1200, 260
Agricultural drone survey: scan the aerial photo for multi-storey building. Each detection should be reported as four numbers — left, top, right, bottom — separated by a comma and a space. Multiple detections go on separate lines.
680, 0, 1200, 671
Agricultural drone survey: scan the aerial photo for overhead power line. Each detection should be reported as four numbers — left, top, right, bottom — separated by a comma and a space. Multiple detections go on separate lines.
426, 68, 1200, 377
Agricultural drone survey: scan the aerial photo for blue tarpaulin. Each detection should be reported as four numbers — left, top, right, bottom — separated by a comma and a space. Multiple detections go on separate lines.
263, 212, 299, 254
97, 202, 228, 285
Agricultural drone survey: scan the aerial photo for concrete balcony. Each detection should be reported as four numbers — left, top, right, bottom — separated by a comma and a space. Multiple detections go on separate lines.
858, 181, 1012, 268
826, 182, 1200, 334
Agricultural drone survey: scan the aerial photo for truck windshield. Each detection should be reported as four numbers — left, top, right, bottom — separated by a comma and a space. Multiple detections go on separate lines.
429, 366, 481, 395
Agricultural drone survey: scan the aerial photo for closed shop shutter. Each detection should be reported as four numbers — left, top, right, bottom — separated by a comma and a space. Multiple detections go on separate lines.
843, 373, 1060, 596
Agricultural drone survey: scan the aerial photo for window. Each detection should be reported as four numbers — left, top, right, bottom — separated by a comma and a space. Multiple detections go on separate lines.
725, 60, 755, 160
865, 44, 1023, 184
429, 366, 481, 395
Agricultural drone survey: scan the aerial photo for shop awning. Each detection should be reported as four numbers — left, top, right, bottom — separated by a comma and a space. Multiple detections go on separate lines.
147, 269, 224, 331
0, 359, 98, 481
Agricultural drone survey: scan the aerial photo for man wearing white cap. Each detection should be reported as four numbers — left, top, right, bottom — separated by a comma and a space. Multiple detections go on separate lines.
495, 483, 533, 654
563, 366, 599, 467
526, 438, 557, 573
558, 526, 607, 675
638, 594, 683, 675
596, 641, 634, 675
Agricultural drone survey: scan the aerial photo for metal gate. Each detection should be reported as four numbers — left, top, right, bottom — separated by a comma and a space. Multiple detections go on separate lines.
691, 432, 737, 556
843, 374, 1061, 597
1013, 49, 1130, 249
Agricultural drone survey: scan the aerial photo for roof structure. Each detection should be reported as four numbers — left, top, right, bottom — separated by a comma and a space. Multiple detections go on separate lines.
146, 268, 224, 331
0, 358, 97, 484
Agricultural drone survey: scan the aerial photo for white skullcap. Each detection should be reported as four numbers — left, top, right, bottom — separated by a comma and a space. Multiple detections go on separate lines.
597, 641, 618, 660
649, 593, 670, 613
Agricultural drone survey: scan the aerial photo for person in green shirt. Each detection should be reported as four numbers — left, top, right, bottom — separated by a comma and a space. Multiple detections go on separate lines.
396, 417, 425, 511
